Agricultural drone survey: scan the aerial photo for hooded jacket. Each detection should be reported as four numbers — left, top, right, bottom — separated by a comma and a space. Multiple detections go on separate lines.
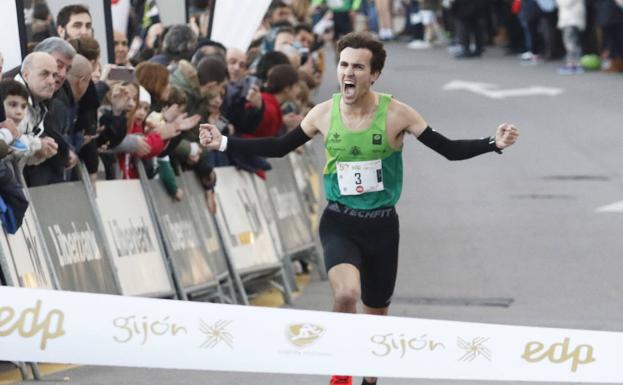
169, 60, 206, 160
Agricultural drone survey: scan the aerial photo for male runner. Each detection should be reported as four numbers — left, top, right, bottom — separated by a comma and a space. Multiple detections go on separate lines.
200, 32, 519, 385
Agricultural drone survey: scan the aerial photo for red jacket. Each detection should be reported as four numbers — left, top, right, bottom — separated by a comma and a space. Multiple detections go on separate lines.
118, 120, 166, 179
243, 92, 283, 139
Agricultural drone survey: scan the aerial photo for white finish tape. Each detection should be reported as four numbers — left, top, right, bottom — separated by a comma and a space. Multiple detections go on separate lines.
0, 286, 620, 382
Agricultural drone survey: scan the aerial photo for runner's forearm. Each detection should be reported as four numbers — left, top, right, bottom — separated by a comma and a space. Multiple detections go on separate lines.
417, 126, 501, 160
226, 126, 312, 157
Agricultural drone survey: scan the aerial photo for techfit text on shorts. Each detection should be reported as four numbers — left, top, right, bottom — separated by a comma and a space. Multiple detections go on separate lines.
319, 201, 400, 308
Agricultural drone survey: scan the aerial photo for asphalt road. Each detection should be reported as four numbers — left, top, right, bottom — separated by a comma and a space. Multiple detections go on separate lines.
11, 42, 623, 385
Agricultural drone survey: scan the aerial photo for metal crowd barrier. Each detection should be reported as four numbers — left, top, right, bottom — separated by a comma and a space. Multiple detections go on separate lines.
212, 166, 293, 305
0, 144, 324, 380
265, 156, 327, 283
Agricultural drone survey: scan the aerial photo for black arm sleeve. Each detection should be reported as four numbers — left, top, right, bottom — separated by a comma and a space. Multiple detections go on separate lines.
227, 125, 312, 157
417, 126, 501, 161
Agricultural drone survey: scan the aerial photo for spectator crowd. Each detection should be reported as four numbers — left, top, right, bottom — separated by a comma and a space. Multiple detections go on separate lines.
395, 0, 623, 73
0, 0, 621, 234
0, 0, 329, 232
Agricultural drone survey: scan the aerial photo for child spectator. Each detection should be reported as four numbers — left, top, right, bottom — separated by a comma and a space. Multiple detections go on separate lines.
0, 80, 29, 234
556, 0, 586, 74
145, 86, 190, 201
205, 86, 233, 167
0, 80, 29, 153
117, 84, 165, 180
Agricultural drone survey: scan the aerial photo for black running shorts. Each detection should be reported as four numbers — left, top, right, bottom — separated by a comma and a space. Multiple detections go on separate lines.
319, 202, 400, 308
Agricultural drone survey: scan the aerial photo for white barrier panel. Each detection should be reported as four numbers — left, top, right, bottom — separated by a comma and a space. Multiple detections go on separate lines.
95, 180, 174, 296
0, 1, 24, 69
180, 172, 228, 277
211, 0, 271, 51
266, 157, 314, 253
155, 0, 186, 26
0, 285, 619, 383
249, 173, 285, 259
213, 167, 279, 271
0, 207, 54, 289
111, 0, 131, 34
145, 178, 215, 289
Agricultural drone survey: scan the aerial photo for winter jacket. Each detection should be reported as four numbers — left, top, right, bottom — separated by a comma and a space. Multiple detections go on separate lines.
13, 74, 46, 164
118, 120, 166, 179
170, 60, 208, 121
169, 60, 206, 161
0, 160, 28, 234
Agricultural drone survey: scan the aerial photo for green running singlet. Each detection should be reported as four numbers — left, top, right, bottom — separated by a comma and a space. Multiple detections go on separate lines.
323, 93, 403, 210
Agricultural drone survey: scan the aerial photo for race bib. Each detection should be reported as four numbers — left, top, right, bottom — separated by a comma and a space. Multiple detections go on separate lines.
327, 0, 345, 8
337, 160, 384, 196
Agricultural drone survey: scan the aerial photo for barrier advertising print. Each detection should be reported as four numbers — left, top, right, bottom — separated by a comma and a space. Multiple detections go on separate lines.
0, 286, 620, 383
213, 167, 279, 271
0, 207, 54, 289
147, 178, 215, 289
95, 180, 173, 296
28, 182, 118, 294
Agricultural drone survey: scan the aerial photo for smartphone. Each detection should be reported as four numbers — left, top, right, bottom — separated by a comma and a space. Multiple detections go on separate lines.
241, 76, 262, 96
281, 101, 299, 115
108, 67, 135, 81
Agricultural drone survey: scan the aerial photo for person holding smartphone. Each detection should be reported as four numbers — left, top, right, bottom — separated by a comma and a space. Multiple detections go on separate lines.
228, 63, 302, 179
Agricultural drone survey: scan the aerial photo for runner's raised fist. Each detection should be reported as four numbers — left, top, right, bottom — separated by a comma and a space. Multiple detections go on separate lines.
495, 123, 519, 150
199, 124, 222, 150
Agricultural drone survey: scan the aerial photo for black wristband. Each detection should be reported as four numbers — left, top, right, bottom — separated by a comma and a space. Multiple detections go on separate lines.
488, 136, 503, 154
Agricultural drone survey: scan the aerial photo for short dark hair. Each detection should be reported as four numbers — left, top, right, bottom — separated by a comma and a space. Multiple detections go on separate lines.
269, 0, 289, 12
265, 64, 299, 94
68, 37, 100, 61
196, 55, 228, 86
192, 40, 227, 66
163, 24, 198, 59
275, 25, 295, 37
256, 51, 290, 81
197, 39, 226, 56
57, 5, 91, 28
336, 32, 386, 74
272, 21, 294, 30
164, 86, 187, 107
0, 79, 29, 102
295, 23, 313, 35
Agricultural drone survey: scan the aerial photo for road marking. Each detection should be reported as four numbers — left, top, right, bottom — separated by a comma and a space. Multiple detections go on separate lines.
443, 80, 563, 99
596, 200, 623, 213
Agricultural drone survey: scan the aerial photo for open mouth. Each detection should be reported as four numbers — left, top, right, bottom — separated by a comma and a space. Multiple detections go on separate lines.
343, 81, 356, 98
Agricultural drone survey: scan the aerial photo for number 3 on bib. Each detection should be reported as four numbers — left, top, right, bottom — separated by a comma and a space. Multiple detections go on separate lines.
337, 159, 384, 195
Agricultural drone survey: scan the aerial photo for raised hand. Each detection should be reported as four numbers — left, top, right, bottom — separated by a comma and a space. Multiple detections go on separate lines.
162, 104, 181, 123
199, 124, 222, 150
495, 123, 519, 150
175, 113, 201, 131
